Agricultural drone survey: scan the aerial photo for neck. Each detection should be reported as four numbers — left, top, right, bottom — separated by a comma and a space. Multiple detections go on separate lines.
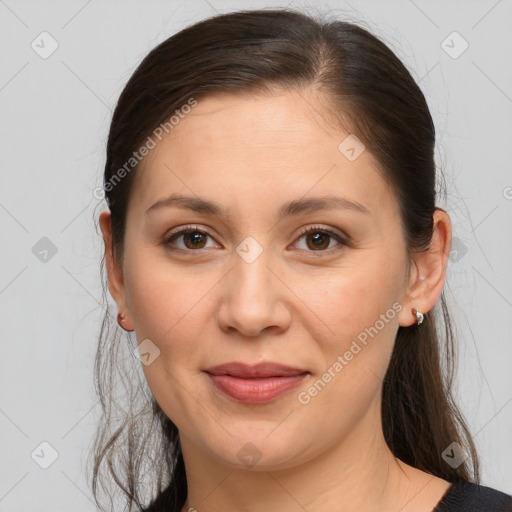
178, 401, 445, 512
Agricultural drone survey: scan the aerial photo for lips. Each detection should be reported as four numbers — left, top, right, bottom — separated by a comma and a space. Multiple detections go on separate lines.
205, 362, 308, 378
204, 362, 309, 403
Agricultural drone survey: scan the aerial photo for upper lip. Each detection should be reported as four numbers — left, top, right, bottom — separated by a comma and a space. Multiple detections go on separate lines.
205, 362, 309, 378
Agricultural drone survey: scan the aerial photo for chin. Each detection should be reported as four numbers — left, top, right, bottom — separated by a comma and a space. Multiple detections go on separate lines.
203, 431, 312, 472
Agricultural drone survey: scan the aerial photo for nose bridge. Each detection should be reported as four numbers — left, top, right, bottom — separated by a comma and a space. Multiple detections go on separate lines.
216, 235, 290, 336
231, 237, 274, 309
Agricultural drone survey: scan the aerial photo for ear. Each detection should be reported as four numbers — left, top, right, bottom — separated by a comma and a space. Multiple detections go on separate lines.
398, 208, 452, 327
99, 210, 135, 330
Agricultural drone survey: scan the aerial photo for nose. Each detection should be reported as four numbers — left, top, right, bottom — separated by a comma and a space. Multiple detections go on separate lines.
216, 246, 292, 337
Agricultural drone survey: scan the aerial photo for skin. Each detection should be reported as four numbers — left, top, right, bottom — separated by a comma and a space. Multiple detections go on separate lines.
100, 89, 453, 512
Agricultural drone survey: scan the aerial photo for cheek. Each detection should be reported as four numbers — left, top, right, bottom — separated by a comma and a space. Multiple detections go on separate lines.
293, 270, 400, 431
124, 249, 213, 340
294, 260, 402, 342
123, 252, 218, 407
124, 257, 214, 430
291, 257, 403, 398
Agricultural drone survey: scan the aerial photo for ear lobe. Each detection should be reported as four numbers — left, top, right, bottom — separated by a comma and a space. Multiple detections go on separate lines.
398, 208, 452, 327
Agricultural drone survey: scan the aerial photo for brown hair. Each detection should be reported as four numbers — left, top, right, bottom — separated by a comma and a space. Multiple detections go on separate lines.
90, 8, 479, 511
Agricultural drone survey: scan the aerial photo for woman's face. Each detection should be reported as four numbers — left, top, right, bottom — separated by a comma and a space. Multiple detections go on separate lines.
114, 89, 414, 470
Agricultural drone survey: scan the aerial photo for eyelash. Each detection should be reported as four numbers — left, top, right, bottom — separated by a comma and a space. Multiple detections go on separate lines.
162, 224, 349, 256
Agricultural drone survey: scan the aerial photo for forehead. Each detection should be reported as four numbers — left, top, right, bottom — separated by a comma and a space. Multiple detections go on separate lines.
130, 90, 396, 219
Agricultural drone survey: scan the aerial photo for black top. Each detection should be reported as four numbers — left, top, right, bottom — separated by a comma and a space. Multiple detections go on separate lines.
143, 480, 512, 511
434, 480, 512, 511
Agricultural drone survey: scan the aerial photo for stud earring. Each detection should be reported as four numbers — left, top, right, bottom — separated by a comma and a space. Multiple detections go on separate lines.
411, 308, 424, 325
117, 312, 134, 332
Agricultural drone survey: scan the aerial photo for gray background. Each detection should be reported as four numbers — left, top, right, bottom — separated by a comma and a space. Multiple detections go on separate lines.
1, 0, 511, 510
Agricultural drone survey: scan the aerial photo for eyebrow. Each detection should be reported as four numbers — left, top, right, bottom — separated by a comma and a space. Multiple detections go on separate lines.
145, 193, 370, 218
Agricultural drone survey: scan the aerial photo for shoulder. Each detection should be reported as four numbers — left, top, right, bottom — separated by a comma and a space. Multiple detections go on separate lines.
434, 480, 512, 512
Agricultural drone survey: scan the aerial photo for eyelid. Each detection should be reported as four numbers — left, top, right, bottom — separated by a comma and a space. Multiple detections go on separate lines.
295, 224, 347, 241
165, 224, 212, 238
292, 224, 349, 252
163, 224, 220, 252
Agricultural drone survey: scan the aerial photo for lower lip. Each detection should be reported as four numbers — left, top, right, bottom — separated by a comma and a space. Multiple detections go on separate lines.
206, 373, 308, 403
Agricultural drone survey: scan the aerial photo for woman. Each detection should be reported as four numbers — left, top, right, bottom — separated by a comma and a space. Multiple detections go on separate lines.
91, 8, 512, 512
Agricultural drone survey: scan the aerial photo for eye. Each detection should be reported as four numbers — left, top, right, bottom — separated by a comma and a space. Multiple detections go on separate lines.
163, 225, 219, 252
293, 225, 348, 253
162, 224, 348, 254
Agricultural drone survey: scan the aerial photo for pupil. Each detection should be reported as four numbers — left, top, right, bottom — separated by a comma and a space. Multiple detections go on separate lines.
187, 231, 205, 248
308, 232, 328, 250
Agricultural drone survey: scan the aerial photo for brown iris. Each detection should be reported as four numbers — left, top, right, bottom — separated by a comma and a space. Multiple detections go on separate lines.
305, 231, 330, 250
183, 230, 208, 249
